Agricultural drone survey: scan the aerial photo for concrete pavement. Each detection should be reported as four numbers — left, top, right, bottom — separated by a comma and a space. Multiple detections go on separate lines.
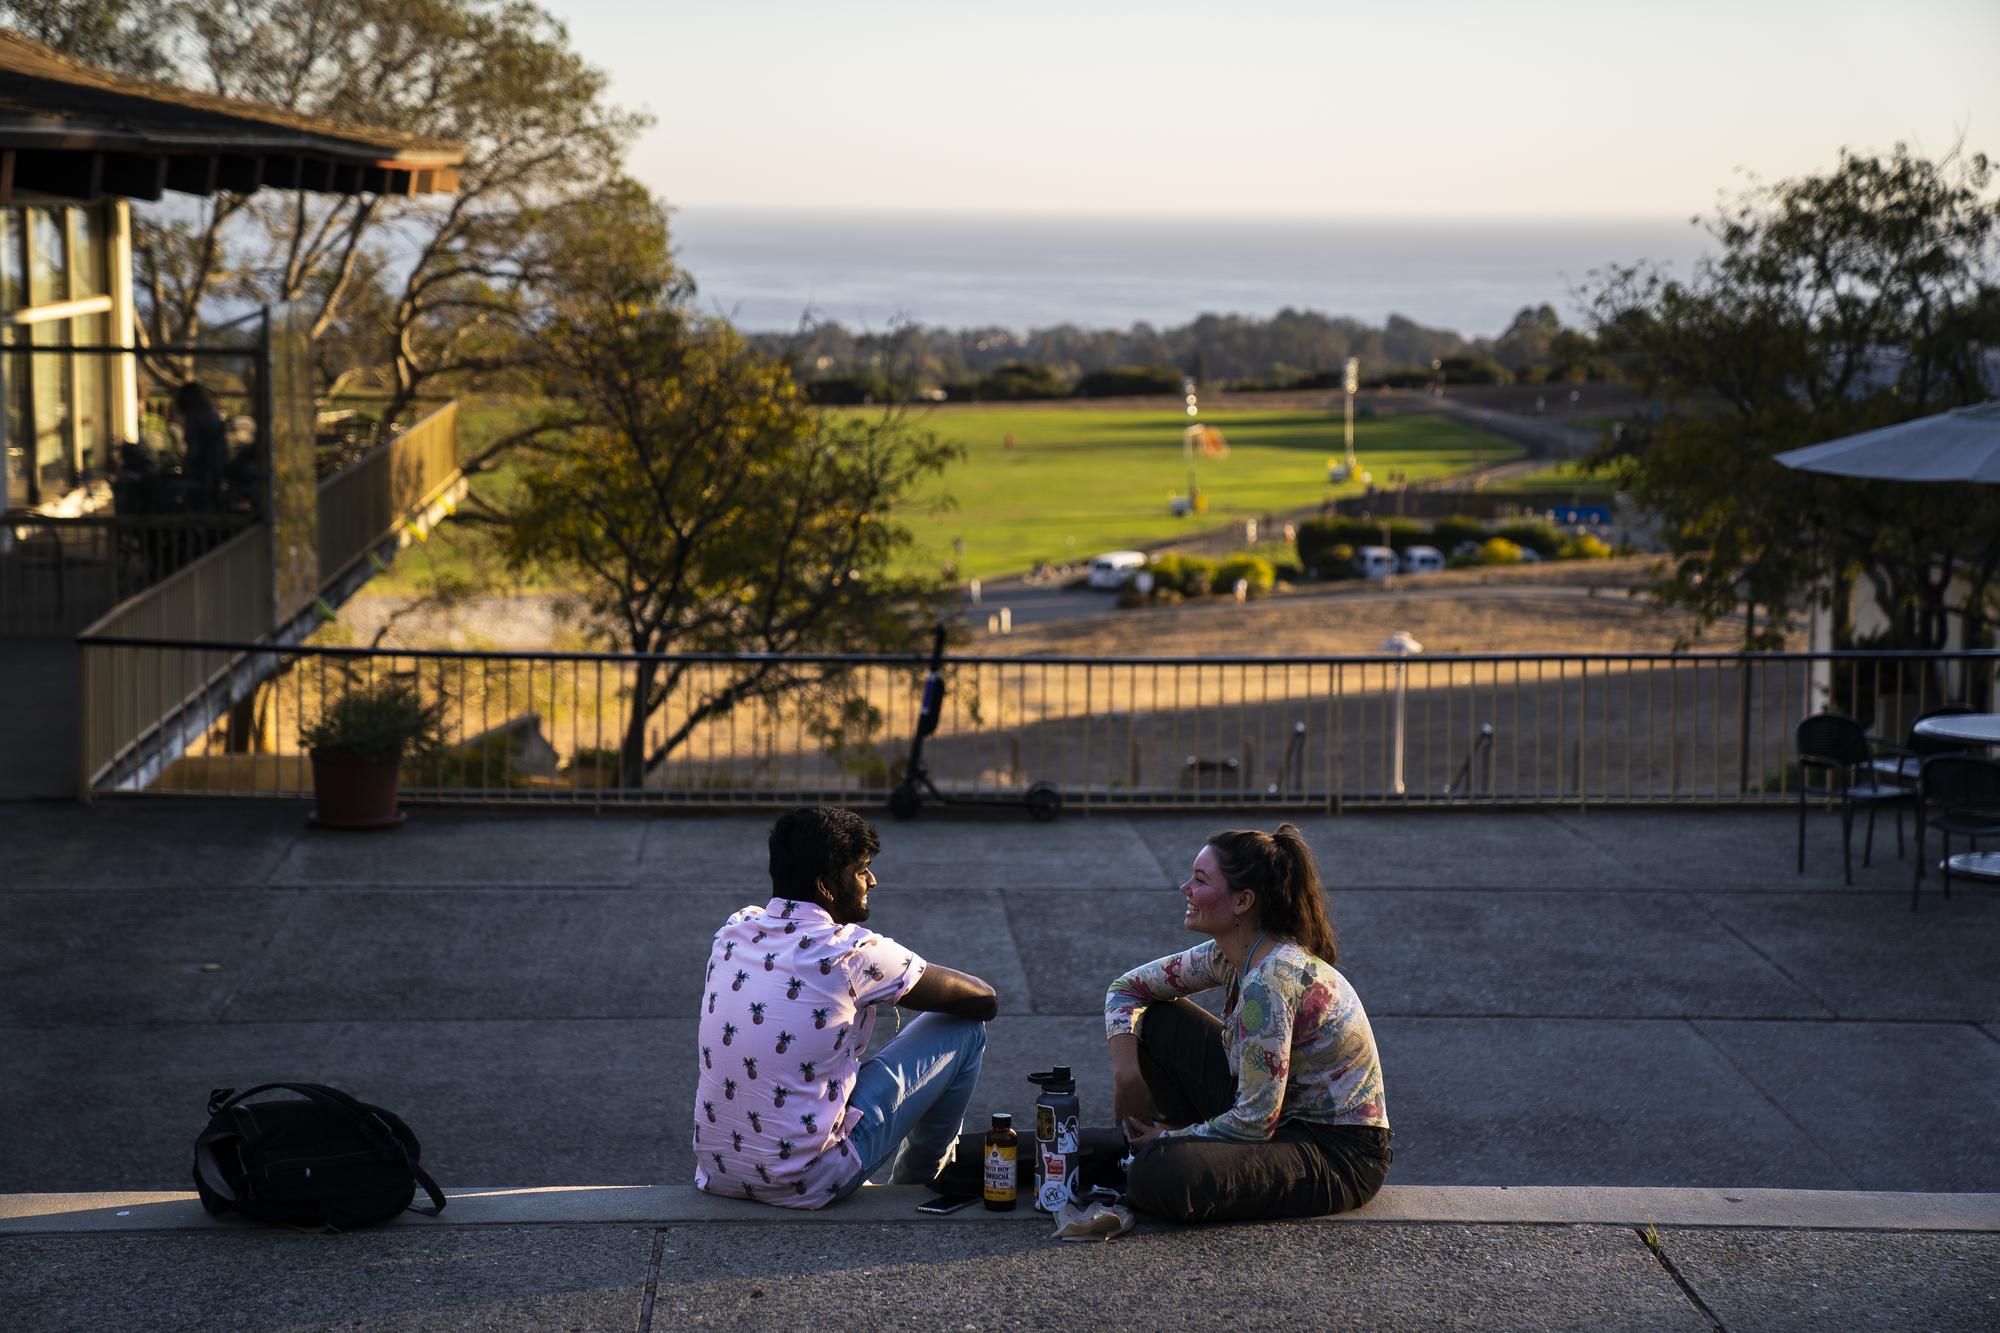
2, 800, 1996, 1328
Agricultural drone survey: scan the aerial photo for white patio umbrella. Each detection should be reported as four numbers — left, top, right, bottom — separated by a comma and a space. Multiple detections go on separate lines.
1774, 400, 2000, 482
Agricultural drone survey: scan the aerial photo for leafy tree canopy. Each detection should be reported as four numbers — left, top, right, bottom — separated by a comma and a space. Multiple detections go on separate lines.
1583, 144, 2000, 649
495, 184, 961, 779
3, 0, 642, 422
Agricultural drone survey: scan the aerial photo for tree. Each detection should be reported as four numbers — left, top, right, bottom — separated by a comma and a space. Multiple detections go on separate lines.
10, 0, 640, 420
497, 185, 962, 784
0, 0, 171, 72
1584, 144, 2000, 651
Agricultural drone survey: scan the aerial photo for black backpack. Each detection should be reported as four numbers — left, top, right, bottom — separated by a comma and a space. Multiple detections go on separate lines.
192, 1083, 446, 1230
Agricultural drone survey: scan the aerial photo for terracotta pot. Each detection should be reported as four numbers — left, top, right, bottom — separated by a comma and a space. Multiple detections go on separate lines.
308, 749, 406, 830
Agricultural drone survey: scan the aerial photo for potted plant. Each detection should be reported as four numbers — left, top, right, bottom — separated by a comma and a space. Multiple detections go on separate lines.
301, 679, 444, 830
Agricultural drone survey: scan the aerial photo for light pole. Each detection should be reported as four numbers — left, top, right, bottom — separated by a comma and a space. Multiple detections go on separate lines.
1431, 358, 1443, 400
1343, 356, 1359, 476
1183, 376, 1200, 509
1381, 631, 1423, 796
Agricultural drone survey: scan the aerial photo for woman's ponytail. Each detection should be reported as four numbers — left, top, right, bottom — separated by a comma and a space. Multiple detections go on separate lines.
1207, 823, 1339, 964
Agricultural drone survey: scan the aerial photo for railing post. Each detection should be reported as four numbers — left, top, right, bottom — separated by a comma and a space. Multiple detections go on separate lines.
1737, 653, 1753, 795
76, 637, 94, 802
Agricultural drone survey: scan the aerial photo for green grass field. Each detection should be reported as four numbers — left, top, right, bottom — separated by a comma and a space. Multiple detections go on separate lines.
374, 399, 1519, 593
1475, 460, 1617, 498
893, 404, 1519, 579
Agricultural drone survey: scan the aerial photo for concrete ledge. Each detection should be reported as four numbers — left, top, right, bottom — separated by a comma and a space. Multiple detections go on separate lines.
5, 1183, 1997, 1236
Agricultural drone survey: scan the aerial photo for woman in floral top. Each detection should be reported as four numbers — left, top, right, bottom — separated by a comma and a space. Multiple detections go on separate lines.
1105, 823, 1391, 1223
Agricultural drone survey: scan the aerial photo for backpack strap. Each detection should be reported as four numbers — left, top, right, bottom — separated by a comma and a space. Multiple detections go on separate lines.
204, 1083, 447, 1216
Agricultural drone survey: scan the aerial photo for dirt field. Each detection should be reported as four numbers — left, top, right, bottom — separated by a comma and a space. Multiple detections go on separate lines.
977, 557, 1781, 659
340, 557, 1774, 659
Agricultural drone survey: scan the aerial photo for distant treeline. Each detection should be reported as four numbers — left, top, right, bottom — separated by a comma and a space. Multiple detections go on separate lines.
751, 304, 1624, 404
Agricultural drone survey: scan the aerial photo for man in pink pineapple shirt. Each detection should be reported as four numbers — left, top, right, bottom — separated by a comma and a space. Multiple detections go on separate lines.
693, 806, 999, 1208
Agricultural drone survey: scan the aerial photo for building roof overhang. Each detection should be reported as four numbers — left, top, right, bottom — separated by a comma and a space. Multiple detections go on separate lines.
0, 29, 465, 204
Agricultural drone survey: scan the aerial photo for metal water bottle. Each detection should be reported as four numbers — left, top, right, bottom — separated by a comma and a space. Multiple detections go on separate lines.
1027, 1065, 1080, 1213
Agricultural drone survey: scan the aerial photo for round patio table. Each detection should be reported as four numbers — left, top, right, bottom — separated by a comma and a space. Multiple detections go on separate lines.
1945, 851, 2000, 881
1912, 713, 2000, 747
1913, 713, 2000, 886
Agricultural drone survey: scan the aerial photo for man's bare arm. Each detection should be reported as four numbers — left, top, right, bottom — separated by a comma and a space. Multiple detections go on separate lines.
899, 964, 999, 1021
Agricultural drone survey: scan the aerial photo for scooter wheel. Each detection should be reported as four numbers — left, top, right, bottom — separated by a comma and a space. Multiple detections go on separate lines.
1025, 781, 1061, 822
888, 784, 922, 821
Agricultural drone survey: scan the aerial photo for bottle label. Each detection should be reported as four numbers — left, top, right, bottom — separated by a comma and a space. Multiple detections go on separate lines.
983, 1145, 1016, 1202
1037, 1150, 1069, 1211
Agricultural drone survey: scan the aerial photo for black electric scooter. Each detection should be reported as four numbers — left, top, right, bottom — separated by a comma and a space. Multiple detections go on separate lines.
888, 625, 1062, 822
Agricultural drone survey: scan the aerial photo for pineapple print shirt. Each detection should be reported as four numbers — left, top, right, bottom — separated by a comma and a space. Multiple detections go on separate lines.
1104, 938, 1388, 1141
694, 897, 928, 1207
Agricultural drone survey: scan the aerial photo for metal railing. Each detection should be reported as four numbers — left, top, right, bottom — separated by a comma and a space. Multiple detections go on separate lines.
77, 528, 274, 791
74, 638, 2000, 807
316, 400, 461, 591
0, 514, 254, 636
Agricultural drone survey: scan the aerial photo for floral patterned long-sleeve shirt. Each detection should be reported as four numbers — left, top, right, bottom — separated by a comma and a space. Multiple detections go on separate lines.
1106, 938, 1387, 1141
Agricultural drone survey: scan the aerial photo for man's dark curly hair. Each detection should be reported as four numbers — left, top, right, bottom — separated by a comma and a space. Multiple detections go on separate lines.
768, 806, 880, 901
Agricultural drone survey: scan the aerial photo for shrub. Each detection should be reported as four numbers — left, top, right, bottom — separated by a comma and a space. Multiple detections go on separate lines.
1321, 543, 1356, 579
1561, 532, 1612, 560
1430, 515, 1487, 551
1474, 537, 1523, 566
805, 373, 894, 405
1494, 518, 1563, 558
419, 732, 530, 790
1380, 518, 1428, 552
1438, 354, 1511, 385
1211, 554, 1275, 596
1074, 365, 1185, 397
1298, 517, 1425, 568
1295, 519, 1348, 573
978, 361, 1069, 400
1148, 553, 1216, 596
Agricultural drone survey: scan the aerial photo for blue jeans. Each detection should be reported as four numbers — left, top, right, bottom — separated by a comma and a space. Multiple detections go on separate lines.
832, 1011, 987, 1199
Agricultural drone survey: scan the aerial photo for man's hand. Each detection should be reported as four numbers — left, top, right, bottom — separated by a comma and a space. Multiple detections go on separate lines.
899, 964, 999, 1022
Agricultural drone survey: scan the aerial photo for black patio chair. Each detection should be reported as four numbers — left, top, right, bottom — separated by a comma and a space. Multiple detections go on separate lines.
1795, 712, 1914, 886
1912, 754, 2000, 910
1865, 702, 1978, 785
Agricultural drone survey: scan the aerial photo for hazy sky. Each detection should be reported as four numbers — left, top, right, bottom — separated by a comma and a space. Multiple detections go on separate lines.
553, 0, 2000, 219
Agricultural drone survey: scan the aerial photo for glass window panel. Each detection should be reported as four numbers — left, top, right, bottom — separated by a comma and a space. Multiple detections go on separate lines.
31, 323, 72, 498
0, 209, 21, 312
28, 208, 66, 307
73, 207, 107, 298
3, 332, 27, 506
74, 313, 110, 473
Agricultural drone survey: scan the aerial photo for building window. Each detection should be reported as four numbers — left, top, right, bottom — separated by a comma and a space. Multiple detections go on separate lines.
1, 203, 118, 511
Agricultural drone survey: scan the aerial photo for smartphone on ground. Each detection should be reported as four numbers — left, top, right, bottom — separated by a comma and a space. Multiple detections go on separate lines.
915, 1193, 978, 1215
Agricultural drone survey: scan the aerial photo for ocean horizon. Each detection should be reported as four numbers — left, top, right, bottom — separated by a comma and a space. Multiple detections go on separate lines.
669, 207, 1717, 341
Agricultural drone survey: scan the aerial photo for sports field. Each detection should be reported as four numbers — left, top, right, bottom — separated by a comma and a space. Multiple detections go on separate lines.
895, 404, 1519, 580
1474, 459, 1616, 498
375, 398, 1516, 593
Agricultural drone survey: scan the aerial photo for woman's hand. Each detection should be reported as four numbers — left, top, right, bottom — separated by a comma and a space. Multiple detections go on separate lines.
1122, 1114, 1168, 1149
1111, 1066, 1164, 1130
1107, 1033, 1164, 1129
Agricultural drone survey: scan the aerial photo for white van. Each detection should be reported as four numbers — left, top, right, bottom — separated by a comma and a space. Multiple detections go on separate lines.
1354, 545, 1396, 580
1087, 550, 1147, 589
1400, 545, 1445, 574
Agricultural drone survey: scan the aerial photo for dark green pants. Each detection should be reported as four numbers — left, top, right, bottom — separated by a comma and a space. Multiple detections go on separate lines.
1127, 997, 1392, 1224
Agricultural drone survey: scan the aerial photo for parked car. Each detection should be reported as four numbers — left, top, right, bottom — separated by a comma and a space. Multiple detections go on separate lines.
1354, 545, 1396, 580
1400, 545, 1445, 574
1087, 550, 1147, 589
